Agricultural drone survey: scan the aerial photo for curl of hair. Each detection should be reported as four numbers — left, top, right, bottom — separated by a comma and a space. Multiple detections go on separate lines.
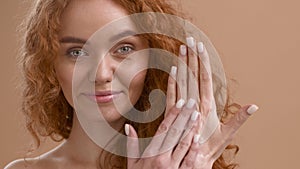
20, 0, 240, 168
19, 0, 72, 147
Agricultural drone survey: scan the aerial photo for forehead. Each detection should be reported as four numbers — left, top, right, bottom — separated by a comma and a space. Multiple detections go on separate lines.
59, 0, 130, 38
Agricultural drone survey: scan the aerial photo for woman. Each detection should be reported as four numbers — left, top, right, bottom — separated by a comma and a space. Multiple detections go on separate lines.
5, 0, 258, 168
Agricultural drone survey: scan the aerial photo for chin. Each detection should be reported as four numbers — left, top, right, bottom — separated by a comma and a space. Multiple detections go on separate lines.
99, 109, 127, 130
99, 108, 123, 121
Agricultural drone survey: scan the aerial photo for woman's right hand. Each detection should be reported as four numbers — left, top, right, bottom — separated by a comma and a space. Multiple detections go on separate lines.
125, 37, 201, 167
125, 97, 200, 169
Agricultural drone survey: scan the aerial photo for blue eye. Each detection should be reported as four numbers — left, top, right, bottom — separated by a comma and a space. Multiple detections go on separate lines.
67, 49, 89, 58
116, 45, 134, 55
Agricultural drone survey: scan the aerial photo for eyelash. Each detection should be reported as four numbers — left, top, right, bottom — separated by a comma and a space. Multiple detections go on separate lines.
66, 48, 89, 59
65, 44, 135, 59
113, 44, 135, 57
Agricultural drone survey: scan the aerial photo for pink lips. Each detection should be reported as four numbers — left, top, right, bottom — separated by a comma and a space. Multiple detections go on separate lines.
85, 91, 122, 103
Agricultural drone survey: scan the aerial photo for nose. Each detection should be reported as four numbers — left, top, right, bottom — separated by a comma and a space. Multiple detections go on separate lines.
89, 55, 115, 84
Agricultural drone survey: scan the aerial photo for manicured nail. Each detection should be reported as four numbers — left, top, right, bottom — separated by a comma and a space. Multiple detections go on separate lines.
170, 66, 177, 78
186, 37, 195, 48
197, 42, 204, 53
246, 105, 259, 115
176, 99, 185, 109
193, 134, 200, 143
186, 98, 196, 109
125, 124, 130, 136
180, 45, 187, 56
190, 110, 199, 121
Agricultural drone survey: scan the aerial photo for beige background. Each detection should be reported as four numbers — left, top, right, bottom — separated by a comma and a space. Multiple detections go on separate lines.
1, 0, 300, 168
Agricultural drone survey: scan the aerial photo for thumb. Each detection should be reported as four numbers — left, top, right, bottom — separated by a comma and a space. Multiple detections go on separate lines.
224, 104, 259, 134
125, 124, 140, 167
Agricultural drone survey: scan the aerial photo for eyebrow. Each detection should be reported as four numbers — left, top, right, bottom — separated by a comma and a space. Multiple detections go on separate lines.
109, 30, 137, 42
59, 36, 88, 44
59, 30, 138, 45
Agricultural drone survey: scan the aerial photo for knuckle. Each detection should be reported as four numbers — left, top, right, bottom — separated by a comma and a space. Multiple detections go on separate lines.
233, 112, 248, 127
180, 109, 191, 117
201, 72, 210, 82
169, 106, 180, 115
167, 95, 175, 103
191, 70, 198, 76
144, 146, 159, 157
168, 126, 182, 136
169, 126, 179, 136
235, 114, 244, 124
201, 98, 211, 107
153, 156, 166, 169
178, 141, 190, 150
157, 122, 168, 133
190, 144, 201, 152
179, 79, 186, 86
183, 157, 195, 167
168, 78, 176, 85
200, 101, 211, 114
185, 122, 195, 131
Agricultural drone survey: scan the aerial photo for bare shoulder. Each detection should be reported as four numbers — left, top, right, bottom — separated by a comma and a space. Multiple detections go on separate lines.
4, 158, 36, 169
5, 143, 66, 169
4, 151, 61, 169
5, 159, 25, 169
5, 156, 60, 169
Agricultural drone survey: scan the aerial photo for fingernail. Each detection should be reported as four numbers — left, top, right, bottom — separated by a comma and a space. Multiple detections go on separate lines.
246, 105, 259, 115
193, 134, 200, 143
186, 37, 195, 48
180, 45, 187, 56
197, 42, 204, 53
176, 99, 185, 109
190, 110, 199, 121
125, 124, 130, 136
186, 98, 196, 109
170, 66, 177, 78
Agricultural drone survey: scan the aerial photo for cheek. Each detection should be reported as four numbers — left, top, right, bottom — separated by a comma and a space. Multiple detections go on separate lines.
55, 62, 75, 107
128, 70, 147, 103
116, 53, 149, 104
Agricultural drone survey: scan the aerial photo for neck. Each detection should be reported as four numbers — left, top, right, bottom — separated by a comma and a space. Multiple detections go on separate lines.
59, 113, 125, 166
63, 114, 102, 164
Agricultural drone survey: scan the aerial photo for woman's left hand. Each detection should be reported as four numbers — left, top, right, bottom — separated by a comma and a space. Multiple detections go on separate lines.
175, 37, 259, 169
126, 37, 258, 169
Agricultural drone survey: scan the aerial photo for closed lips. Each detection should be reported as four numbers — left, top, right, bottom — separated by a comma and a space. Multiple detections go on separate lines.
85, 91, 122, 103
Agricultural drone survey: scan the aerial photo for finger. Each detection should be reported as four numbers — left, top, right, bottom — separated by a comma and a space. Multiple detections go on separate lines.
165, 66, 177, 117
126, 124, 140, 166
179, 135, 200, 169
198, 42, 213, 116
222, 104, 259, 135
172, 131, 193, 165
205, 104, 258, 160
186, 37, 200, 103
160, 99, 197, 154
177, 45, 188, 101
172, 111, 199, 166
157, 100, 184, 136
142, 100, 185, 157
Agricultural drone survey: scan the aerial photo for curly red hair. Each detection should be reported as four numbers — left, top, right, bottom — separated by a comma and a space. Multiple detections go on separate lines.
19, 0, 239, 168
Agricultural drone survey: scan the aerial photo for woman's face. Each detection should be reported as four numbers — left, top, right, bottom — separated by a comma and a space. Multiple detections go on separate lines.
55, 0, 149, 123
